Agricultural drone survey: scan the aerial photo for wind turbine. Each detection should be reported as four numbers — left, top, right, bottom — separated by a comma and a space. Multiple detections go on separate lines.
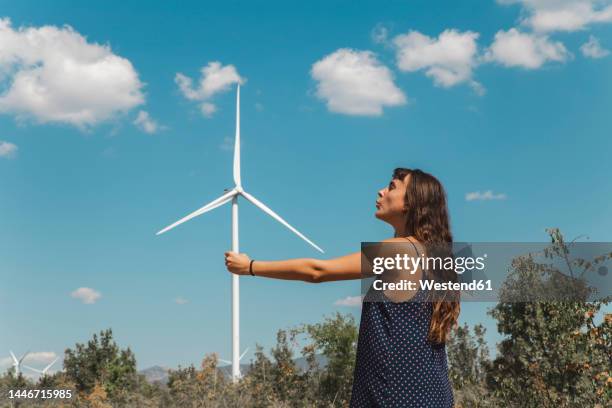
9, 350, 29, 376
219, 347, 249, 366
23, 357, 59, 377
156, 85, 323, 381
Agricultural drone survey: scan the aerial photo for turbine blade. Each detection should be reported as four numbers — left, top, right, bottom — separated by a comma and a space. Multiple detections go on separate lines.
156, 189, 237, 235
22, 365, 42, 374
44, 357, 59, 372
19, 351, 29, 364
239, 348, 249, 361
10, 351, 18, 364
241, 191, 324, 253
218, 359, 232, 365
233, 85, 241, 187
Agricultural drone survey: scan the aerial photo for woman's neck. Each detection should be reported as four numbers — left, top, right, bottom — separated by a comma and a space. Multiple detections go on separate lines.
393, 223, 412, 238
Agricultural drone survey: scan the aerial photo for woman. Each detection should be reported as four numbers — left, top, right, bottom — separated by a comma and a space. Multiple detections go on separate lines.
225, 168, 459, 407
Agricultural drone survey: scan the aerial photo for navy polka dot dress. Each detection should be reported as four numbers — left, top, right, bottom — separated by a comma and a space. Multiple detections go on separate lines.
350, 262, 454, 406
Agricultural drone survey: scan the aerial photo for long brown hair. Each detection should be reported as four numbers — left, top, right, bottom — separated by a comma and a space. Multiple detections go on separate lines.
393, 168, 460, 344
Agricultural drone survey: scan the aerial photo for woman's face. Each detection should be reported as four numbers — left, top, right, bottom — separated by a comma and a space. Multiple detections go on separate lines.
375, 174, 410, 224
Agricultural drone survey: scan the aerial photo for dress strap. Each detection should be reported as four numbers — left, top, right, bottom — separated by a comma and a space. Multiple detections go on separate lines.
403, 237, 420, 255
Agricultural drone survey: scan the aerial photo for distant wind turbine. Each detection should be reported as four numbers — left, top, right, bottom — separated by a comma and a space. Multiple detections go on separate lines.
9, 350, 29, 376
23, 357, 59, 377
156, 85, 323, 381
219, 347, 249, 366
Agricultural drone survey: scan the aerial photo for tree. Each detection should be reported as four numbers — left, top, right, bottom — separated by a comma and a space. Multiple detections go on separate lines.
300, 312, 358, 407
63, 328, 138, 401
270, 329, 302, 403
486, 228, 612, 407
245, 345, 276, 407
446, 323, 493, 407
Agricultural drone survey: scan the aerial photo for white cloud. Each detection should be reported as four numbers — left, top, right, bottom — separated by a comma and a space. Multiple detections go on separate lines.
25, 351, 58, 365
0, 18, 144, 128
311, 48, 406, 116
174, 297, 188, 305
393, 29, 483, 93
334, 295, 364, 307
70, 287, 101, 304
465, 190, 508, 201
371, 24, 390, 45
498, 0, 612, 32
175, 61, 244, 118
580, 35, 610, 57
0, 140, 17, 158
133, 110, 160, 134
484, 28, 571, 68
219, 136, 234, 151
200, 102, 217, 117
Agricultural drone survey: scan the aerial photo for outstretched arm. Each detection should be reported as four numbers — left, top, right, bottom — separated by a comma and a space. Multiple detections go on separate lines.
224, 251, 362, 283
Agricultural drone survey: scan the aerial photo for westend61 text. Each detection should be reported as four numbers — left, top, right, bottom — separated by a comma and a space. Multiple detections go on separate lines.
373, 279, 493, 291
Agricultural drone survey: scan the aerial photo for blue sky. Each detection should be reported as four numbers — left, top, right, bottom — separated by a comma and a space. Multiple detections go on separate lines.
1, 0, 611, 374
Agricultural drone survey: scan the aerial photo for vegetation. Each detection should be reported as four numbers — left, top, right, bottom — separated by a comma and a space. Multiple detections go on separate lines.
1, 229, 610, 407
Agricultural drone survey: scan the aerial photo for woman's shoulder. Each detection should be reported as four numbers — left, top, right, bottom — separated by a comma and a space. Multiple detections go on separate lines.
381, 236, 426, 253
381, 235, 421, 244
375, 236, 423, 260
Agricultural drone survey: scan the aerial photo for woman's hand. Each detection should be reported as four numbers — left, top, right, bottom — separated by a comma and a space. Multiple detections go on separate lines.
224, 251, 251, 275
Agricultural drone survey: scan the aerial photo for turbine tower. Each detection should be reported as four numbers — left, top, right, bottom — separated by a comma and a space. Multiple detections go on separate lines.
9, 351, 29, 376
156, 85, 323, 381
24, 357, 59, 377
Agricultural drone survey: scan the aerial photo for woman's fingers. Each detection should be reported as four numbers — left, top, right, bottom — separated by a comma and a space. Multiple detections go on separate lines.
223, 251, 250, 275
224, 251, 245, 274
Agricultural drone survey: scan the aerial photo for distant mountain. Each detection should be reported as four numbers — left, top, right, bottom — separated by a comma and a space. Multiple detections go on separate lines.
216, 354, 328, 378
217, 362, 251, 378
140, 354, 329, 385
294, 354, 328, 372
140, 365, 171, 385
